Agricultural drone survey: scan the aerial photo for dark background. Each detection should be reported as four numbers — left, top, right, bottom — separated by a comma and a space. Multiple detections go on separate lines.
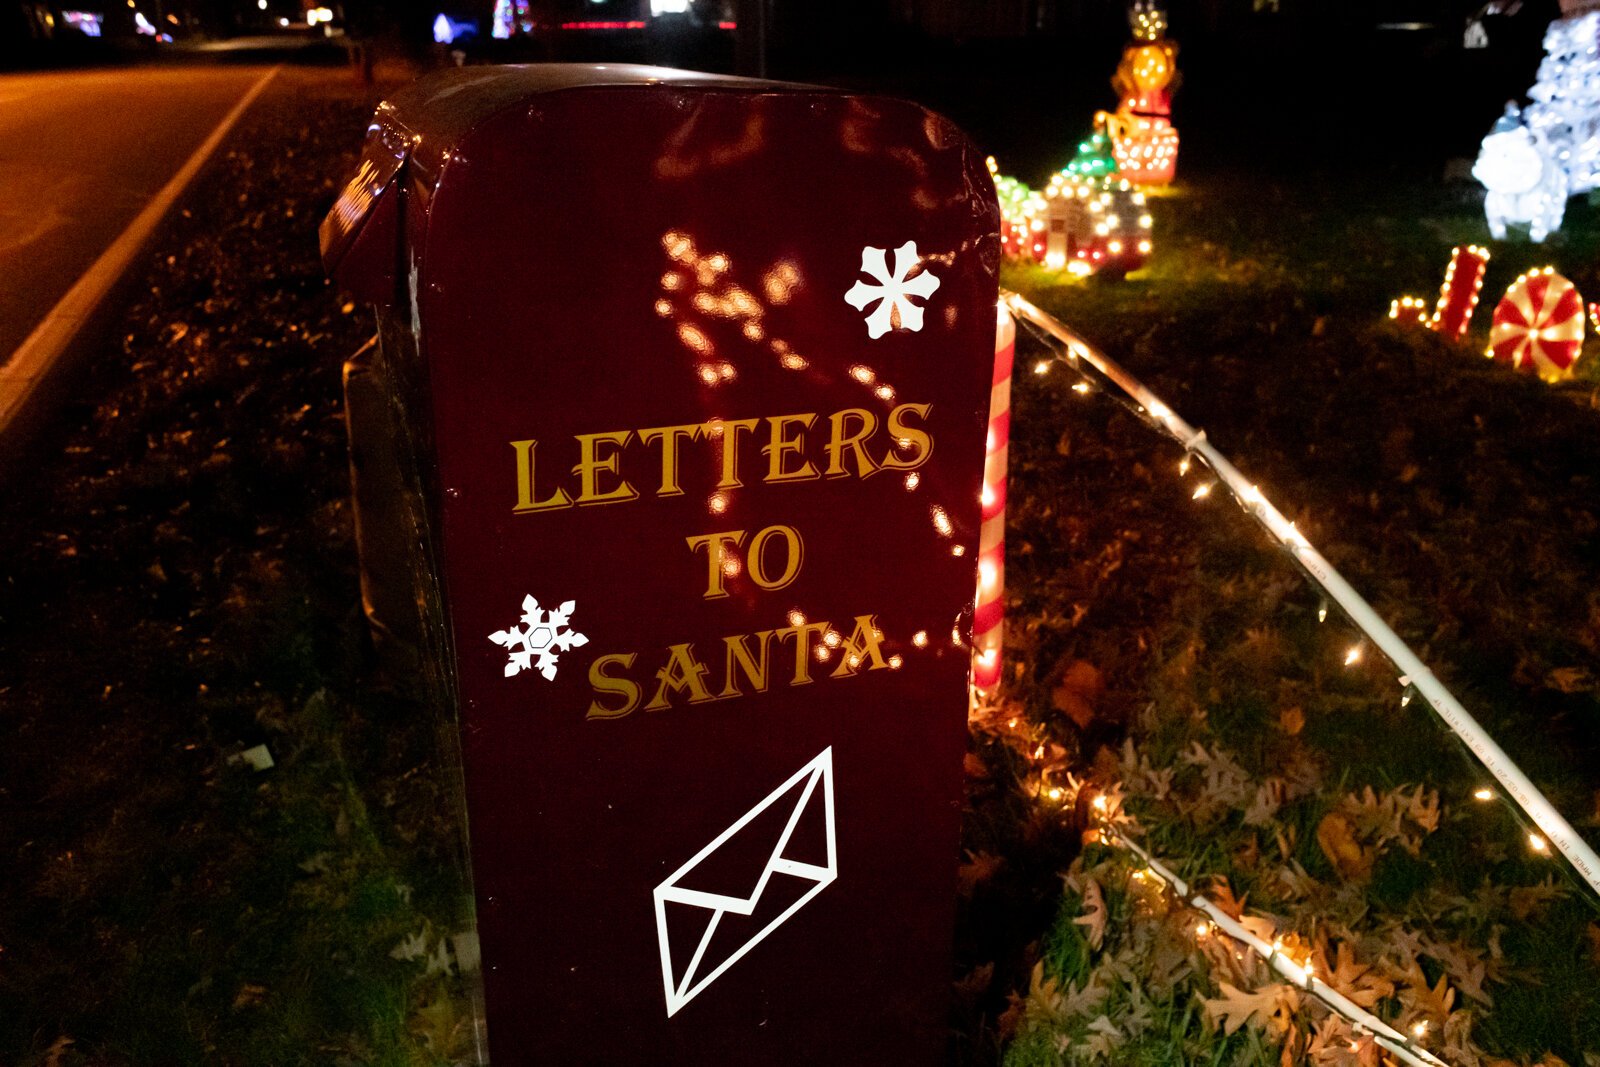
2, 0, 1566, 181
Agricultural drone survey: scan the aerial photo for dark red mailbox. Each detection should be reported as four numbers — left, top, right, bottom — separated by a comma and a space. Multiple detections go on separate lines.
323, 64, 1000, 1064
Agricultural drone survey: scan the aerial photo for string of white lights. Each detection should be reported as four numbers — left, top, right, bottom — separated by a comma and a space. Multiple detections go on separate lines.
1100, 819, 1456, 1067
1001, 290, 1600, 901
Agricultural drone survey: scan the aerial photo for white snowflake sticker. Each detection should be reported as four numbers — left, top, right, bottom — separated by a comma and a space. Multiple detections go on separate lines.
843, 241, 941, 340
488, 595, 589, 681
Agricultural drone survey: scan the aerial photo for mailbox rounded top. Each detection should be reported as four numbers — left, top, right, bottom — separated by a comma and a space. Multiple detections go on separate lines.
322, 65, 842, 293
320, 65, 994, 305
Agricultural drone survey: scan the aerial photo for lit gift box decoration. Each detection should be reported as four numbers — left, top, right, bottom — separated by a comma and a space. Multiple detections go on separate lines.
1430, 245, 1490, 339
1387, 296, 1430, 326
988, 158, 1153, 278
1387, 245, 1491, 343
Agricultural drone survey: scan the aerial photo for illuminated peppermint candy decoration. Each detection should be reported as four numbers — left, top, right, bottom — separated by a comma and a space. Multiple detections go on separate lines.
1487, 267, 1586, 382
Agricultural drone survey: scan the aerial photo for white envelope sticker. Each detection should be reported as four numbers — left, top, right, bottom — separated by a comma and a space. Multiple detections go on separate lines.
652, 747, 838, 1017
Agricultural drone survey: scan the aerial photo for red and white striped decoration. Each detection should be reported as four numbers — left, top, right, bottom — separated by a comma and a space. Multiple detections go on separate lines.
1487, 267, 1586, 382
973, 305, 1014, 693
1428, 244, 1489, 339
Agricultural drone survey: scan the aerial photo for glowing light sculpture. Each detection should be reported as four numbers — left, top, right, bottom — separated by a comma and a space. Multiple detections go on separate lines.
1388, 296, 1430, 326
988, 160, 1153, 276
1064, 127, 1118, 181
1474, 104, 1567, 242
1523, 10, 1600, 197
973, 305, 1014, 693
1428, 244, 1490, 339
1487, 267, 1585, 381
1105, 1, 1180, 186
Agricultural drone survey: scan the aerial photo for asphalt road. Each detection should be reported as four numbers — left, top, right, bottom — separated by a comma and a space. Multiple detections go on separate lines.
0, 65, 276, 365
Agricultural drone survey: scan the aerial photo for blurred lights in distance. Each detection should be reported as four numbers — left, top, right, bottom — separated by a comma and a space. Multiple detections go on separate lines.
650, 0, 689, 12
433, 12, 476, 42
305, 6, 333, 24
60, 9, 102, 34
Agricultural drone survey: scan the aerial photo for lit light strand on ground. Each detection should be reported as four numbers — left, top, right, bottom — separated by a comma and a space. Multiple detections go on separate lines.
1002, 289, 1600, 901
1099, 819, 1457, 1067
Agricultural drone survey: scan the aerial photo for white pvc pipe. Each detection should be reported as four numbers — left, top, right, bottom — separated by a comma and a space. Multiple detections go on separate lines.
1105, 825, 1454, 1067
1003, 291, 1600, 900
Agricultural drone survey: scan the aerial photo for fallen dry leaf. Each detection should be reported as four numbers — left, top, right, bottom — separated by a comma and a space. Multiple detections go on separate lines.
957, 850, 1005, 897
1546, 666, 1594, 694
1052, 660, 1103, 730
1074, 877, 1108, 950
953, 961, 994, 1005
1508, 877, 1567, 921
1202, 980, 1295, 1037
1278, 705, 1305, 735
1316, 811, 1374, 881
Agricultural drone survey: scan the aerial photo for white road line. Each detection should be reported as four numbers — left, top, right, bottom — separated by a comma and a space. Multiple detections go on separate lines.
0, 64, 281, 442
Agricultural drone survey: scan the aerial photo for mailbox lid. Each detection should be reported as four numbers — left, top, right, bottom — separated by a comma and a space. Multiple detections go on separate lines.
374, 69, 1002, 1063
322, 65, 821, 302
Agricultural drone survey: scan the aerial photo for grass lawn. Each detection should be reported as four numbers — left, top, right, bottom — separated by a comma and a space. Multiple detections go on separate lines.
962, 171, 1600, 1064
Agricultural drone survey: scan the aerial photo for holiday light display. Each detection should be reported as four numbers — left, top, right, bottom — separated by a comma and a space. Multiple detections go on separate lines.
1523, 10, 1600, 197
490, 0, 530, 38
1387, 296, 1430, 326
1473, 10, 1600, 243
973, 305, 1014, 693
1429, 245, 1490, 339
1474, 105, 1567, 242
977, 293, 1600, 1059
1063, 128, 1118, 181
987, 158, 1153, 277
1488, 267, 1585, 381
1105, 2, 1180, 186
1004, 289, 1600, 899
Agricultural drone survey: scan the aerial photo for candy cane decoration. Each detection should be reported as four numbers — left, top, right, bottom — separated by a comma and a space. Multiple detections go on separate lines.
973, 304, 1014, 693
1428, 244, 1489, 340
1488, 267, 1586, 381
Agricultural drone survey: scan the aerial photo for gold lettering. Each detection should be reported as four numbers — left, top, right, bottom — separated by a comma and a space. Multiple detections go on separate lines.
637, 423, 705, 497
572, 430, 638, 505
830, 614, 890, 678
763, 413, 819, 483
510, 439, 573, 513
720, 629, 774, 698
586, 653, 641, 719
880, 403, 934, 471
645, 643, 715, 710
747, 524, 803, 590
685, 528, 746, 599
824, 408, 879, 479
712, 417, 760, 488
775, 621, 831, 685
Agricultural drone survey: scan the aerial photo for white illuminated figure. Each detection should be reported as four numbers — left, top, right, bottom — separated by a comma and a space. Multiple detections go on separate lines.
1524, 10, 1600, 195
1474, 9, 1600, 241
1474, 105, 1567, 242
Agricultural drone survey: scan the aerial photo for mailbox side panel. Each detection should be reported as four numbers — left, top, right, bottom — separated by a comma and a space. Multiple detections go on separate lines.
421, 85, 999, 1064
